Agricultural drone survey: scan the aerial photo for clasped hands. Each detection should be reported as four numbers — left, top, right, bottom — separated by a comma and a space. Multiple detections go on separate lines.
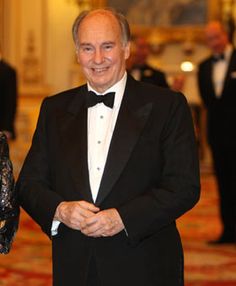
54, 201, 125, 238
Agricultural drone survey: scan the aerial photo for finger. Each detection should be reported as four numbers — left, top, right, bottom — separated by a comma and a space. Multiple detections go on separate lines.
78, 207, 98, 219
81, 215, 113, 236
84, 223, 117, 237
76, 202, 100, 219
78, 201, 100, 212
81, 208, 125, 237
80, 216, 99, 232
81, 222, 104, 237
81, 214, 110, 236
81, 213, 100, 225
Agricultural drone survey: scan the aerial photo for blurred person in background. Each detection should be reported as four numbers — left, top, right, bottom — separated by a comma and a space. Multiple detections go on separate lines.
128, 36, 169, 87
198, 21, 236, 244
0, 47, 18, 140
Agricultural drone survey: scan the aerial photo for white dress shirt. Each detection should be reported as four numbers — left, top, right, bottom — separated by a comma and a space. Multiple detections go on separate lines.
212, 45, 233, 97
87, 73, 127, 201
51, 72, 127, 235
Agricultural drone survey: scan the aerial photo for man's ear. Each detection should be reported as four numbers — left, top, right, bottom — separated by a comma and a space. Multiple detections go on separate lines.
124, 42, 131, 60
75, 49, 80, 64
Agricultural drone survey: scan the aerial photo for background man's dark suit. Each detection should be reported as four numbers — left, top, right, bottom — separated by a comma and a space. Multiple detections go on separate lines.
18, 75, 200, 286
0, 59, 17, 139
129, 63, 169, 87
129, 36, 169, 88
198, 49, 236, 242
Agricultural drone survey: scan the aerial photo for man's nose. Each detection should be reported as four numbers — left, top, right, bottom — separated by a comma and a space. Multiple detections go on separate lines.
94, 49, 104, 64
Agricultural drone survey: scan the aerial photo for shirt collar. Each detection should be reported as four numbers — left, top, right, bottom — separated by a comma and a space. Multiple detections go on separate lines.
224, 44, 233, 61
213, 44, 233, 62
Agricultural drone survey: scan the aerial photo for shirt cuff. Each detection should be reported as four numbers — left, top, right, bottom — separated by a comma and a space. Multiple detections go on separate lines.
51, 220, 61, 236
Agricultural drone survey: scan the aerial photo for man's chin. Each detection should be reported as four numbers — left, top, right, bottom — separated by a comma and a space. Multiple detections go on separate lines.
89, 80, 112, 92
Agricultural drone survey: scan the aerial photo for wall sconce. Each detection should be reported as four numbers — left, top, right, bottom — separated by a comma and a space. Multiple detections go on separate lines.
180, 39, 195, 72
180, 60, 195, 72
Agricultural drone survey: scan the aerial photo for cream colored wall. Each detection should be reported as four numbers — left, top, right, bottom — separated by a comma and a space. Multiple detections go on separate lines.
2, 0, 79, 94
46, 0, 80, 94
2, 0, 47, 86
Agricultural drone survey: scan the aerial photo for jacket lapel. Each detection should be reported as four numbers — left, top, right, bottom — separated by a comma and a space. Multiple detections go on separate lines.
222, 49, 236, 94
96, 76, 153, 205
58, 86, 93, 202
56, 78, 152, 205
205, 59, 216, 97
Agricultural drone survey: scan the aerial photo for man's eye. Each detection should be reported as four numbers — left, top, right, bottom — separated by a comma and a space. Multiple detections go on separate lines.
81, 46, 93, 52
104, 45, 113, 50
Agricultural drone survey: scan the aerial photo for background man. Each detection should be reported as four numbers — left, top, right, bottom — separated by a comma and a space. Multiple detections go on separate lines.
128, 36, 169, 87
0, 49, 18, 139
198, 21, 236, 244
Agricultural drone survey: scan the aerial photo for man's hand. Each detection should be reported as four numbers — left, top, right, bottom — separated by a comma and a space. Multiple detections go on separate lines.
80, 208, 125, 237
54, 201, 100, 230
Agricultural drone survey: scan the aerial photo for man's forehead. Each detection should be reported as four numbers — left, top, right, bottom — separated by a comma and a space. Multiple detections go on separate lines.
78, 16, 121, 40
82, 10, 117, 25
205, 22, 225, 36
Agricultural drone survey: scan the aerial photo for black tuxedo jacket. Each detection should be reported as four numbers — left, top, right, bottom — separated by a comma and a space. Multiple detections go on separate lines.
17, 75, 200, 286
198, 49, 236, 146
0, 60, 17, 138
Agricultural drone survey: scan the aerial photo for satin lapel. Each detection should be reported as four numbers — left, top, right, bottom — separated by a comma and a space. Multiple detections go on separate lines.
58, 87, 93, 202
222, 50, 236, 94
96, 78, 153, 205
206, 60, 216, 97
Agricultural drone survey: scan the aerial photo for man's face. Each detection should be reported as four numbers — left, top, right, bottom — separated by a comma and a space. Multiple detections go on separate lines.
134, 37, 150, 66
205, 23, 228, 54
76, 11, 130, 94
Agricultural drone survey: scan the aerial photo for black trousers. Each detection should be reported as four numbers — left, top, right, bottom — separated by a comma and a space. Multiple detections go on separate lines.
86, 257, 101, 286
210, 140, 236, 240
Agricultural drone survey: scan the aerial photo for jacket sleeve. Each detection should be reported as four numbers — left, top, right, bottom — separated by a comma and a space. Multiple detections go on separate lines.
16, 99, 64, 237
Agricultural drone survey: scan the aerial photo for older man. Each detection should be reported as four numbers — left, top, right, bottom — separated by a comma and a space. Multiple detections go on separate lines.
17, 8, 200, 286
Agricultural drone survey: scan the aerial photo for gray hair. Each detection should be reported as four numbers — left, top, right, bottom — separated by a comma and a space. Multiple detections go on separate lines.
72, 8, 131, 48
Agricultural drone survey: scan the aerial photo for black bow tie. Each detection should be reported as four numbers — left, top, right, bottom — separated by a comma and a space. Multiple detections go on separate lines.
212, 53, 225, 62
87, 91, 115, 108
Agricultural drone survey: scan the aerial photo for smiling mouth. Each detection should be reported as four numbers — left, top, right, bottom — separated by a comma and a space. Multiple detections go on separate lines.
92, 67, 109, 73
